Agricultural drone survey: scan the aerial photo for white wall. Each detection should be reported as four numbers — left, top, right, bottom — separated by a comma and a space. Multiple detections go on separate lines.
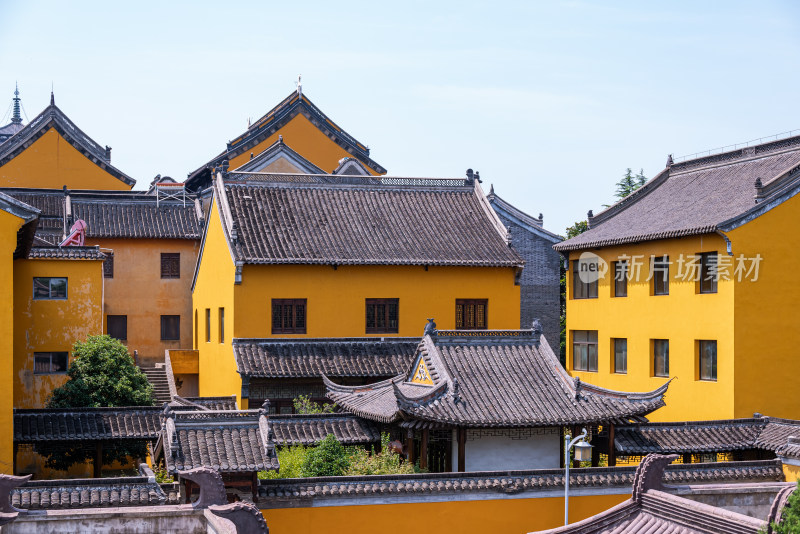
451, 428, 561, 472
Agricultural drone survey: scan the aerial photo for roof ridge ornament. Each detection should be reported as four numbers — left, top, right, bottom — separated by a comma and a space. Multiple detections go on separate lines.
631, 453, 679, 503
424, 318, 437, 337
296, 74, 302, 98
531, 318, 543, 346
11, 83, 22, 125
666, 154, 674, 167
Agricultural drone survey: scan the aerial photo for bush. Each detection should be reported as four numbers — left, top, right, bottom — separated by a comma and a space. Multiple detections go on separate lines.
293, 395, 335, 414
301, 434, 349, 477
770, 485, 800, 533
345, 433, 417, 476
259, 445, 309, 480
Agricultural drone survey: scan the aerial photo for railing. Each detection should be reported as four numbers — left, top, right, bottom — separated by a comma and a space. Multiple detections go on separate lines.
675, 129, 800, 163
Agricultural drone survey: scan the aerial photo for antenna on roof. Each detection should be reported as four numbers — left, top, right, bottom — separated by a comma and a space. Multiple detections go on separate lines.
11, 82, 22, 124
296, 74, 302, 98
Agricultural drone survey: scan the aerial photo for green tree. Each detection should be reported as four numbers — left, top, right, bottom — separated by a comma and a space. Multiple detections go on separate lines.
292, 394, 335, 414
38, 335, 155, 472
614, 168, 647, 199
301, 434, 350, 477
769, 486, 800, 533
560, 221, 590, 364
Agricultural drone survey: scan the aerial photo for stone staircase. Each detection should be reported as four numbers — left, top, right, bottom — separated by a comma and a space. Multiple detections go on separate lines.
140, 365, 174, 405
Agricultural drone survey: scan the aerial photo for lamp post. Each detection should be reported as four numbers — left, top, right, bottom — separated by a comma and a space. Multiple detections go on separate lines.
564, 428, 592, 526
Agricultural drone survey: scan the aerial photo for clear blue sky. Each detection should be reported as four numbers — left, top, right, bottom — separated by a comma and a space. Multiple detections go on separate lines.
2, 1, 798, 234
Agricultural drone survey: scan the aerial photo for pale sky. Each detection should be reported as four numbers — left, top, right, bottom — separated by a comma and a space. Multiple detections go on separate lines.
1, 1, 798, 234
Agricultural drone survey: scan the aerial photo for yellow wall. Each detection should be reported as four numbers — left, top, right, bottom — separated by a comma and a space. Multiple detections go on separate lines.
566, 234, 735, 422
228, 114, 380, 175
782, 463, 800, 483
261, 494, 629, 534
0, 209, 25, 473
0, 129, 131, 191
86, 238, 199, 366
12, 257, 104, 408
729, 192, 800, 420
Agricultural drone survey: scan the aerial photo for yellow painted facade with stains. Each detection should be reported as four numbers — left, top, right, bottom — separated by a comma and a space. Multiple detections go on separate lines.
0, 208, 26, 473
229, 113, 380, 175
260, 493, 629, 534
566, 193, 800, 422
86, 238, 199, 366
193, 194, 521, 407
0, 129, 131, 191
12, 256, 104, 408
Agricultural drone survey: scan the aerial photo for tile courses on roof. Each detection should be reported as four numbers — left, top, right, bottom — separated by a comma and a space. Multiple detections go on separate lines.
170, 395, 238, 411
159, 406, 279, 474
27, 245, 106, 260
13, 407, 162, 442
529, 455, 779, 534
614, 416, 800, 456
325, 330, 669, 427
269, 413, 380, 446
555, 134, 800, 251
212, 171, 522, 267
0, 98, 135, 187
233, 338, 418, 378
258, 458, 784, 505
0, 188, 202, 241
11, 476, 168, 510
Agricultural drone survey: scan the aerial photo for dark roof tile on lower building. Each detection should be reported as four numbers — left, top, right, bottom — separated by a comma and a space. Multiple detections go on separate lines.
270, 414, 380, 446
27, 245, 106, 260
12, 477, 166, 510
14, 407, 162, 442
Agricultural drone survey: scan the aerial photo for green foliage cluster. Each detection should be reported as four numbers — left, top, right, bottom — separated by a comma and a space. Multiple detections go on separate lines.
259, 433, 419, 480
768, 486, 800, 534
614, 168, 647, 199
37, 336, 155, 472
153, 460, 174, 483
292, 394, 336, 414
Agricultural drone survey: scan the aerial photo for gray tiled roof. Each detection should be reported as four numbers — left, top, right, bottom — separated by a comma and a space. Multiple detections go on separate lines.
218, 178, 522, 267
0, 101, 135, 187
12, 476, 166, 510
174, 396, 238, 411
14, 407, 162, 442
27, 245, 106, 260
326, 332, 668, 427
270, 413, 380, 446
614, 416, 800, 455
259, 459, 783, 504
555, 135, 800, 251
233, 338, 417, 378
162, 409, 279, 474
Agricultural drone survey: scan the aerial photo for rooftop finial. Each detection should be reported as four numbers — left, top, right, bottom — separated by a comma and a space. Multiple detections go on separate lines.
296, 74, 302, 98
11, 82, 21, 124
666, 154, 674, 167
50, 90, 55, 106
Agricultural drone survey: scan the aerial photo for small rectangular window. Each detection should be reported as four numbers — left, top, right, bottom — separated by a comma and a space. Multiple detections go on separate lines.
161, 253, 180, 279
572, 260, 598, 299
218, 307, 225, 343
613, 338, 627, 374
205, 308, 211, 342
651, 255, 669, 295
366, 299, 399, 334
272, 299, 307, 334
699, 340, 717, 381
572, 330, 598, 372
455, 299, 488, 330
699, 252, 718, 294
103, 254, 114, 278
653, 339, 669, 377
194, 310, 198, 349
161, 315, 180, 341
613, 261, 628, 297
33, 352, 68, 374
33, 277, 68, 300
107, 315, 127, 341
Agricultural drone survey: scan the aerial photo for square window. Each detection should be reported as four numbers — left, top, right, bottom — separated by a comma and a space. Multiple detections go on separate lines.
699, 252, 718, 294
613, 338, 627, 374
455, 299, 488, 329
272, 299, 307, 334
107, 315, 127, 341
103, 254, 114, 278
366, 299, 399, 334
653, 339, 669, 377
699, 340, 717, 381
572, 260, 598, 299
572, 330, 598, 372
33, 352, 68, 374
613, 261, 628, 297
161, 253, 180, 279
33, 277, 68, 300
161, 315, 180, 341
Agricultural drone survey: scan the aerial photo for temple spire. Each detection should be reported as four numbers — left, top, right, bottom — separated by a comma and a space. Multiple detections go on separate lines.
11, 83, 21, 124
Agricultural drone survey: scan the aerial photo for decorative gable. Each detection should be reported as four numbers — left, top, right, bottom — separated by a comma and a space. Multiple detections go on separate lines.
410, 355, 434, 385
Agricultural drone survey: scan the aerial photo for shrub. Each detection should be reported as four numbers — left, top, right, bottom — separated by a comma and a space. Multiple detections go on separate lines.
345, 433, 417, 476
301, 434, 349, 477
259, 445, 310, 480
770, 485, 800, 533
293, 395, 335, 414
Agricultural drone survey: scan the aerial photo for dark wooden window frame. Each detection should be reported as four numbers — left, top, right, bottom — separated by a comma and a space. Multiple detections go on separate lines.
653, 339, 669, 377
365, 298, 399, 334
272, 299, 307, 334
205, 308, 211, 343
160, 253, 180, 279
107, 315, 128, 341
613, 260, 628, 297
613, 338, 627, 374
572, 330, 598, 372
219, 307, 225, 343
455, 299, 488, 330
699, 340, 717, 381
103, 254, 114, 279
33, 277, 68, 300
161, 315, 180, 341
699, 252, 718, 294
651, 255, 669, 296
572, 260, 598, 299
33, 352, 68, 374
